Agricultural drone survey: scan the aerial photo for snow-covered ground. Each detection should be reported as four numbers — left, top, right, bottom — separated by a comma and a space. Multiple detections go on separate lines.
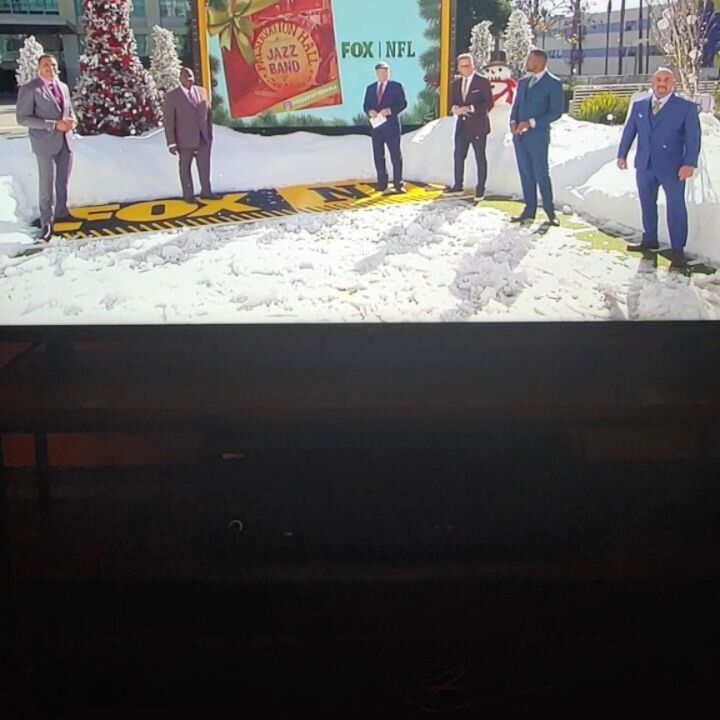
1, 109, 720, 324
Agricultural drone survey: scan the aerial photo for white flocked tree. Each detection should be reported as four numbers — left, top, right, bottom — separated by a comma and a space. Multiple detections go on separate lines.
15, 35, 45, 87
469, 20, 493, 70
503, 9, 535, 77
149, 25, 181, 100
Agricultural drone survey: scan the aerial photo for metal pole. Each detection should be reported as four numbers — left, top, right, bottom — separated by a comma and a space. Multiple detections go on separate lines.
638, 0, 644, 74
618, 0, 627, 75
605, 0, 612, 75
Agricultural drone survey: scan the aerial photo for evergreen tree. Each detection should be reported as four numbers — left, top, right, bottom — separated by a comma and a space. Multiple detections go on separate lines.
15, 35, 45, 88
503, 9, 535, 76
72, 0, 162, 136
469, 20, 493, 68
150, 25, 182, 99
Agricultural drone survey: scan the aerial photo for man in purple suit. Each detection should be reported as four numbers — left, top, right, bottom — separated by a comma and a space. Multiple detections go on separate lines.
363, 62, 408, 194
163, 67, 218, 202
16, 54, 77, 241
444, 53, 494, 203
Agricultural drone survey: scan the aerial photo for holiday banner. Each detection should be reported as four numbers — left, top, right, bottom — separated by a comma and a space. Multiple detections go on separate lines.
202, 0, 443, 127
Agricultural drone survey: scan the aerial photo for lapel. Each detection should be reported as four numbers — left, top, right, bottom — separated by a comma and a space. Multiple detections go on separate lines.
651, 93, 676, 130
39, 78, 61, 111
638, 97, 652, 133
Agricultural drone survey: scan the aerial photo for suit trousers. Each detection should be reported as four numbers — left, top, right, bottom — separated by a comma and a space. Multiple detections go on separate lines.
454, 132, 488, 195
636, 169, 688, 249
36, 139, 72, 226
178, 138, 212, 199
513, 132, 554, 219
371, 126, 403, 189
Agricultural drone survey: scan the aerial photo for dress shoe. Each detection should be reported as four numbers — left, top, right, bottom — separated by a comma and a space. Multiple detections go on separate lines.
474, 193, 485, 203
510, 214, 534, 224
669, 249, 687, 269
182, 195, 196, 203
545, 216, 560, 227
443, 186, 464, 196
200, 192, 221, 200
393, 185, 407, 194
627, 241, 659, 252
39, 225, 52, 242
53, 213, 73, 223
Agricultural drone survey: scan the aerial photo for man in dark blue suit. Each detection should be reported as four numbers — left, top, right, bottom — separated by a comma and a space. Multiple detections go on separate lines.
363, 62, 407, 194
509, 49, 564, 227
617, 68, 702, 269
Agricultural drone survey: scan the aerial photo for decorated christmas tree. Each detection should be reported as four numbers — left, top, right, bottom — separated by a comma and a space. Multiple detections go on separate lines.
72, 0, 162, 136
149, 25, 181, 100
469, 20, 493, 70
15, 35, 45, 88
503, 9, 534, 77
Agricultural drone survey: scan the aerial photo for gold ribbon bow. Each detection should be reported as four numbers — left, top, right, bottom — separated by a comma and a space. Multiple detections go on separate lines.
207, 0, 280, 65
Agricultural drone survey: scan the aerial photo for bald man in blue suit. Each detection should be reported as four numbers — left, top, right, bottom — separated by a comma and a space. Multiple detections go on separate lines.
617, 68, 701, 269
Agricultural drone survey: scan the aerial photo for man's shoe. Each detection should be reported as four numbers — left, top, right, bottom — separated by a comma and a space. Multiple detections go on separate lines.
510, 214, 534, 224
443, 186, 464, 196
669, 249, 688, 269
200, 192, 221, 200
39, 225, 52, 242
182, 195, 196, 203
545, 216, 560, 227
474, 193, 485, 203
393, 185, 407, 194
627, 241, 660, 252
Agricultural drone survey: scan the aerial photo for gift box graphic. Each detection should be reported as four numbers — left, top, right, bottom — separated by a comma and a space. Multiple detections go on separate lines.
208, 0, 342, 118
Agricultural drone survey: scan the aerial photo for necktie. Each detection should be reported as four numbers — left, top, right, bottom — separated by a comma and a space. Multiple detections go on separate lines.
376, 83, 383, 104
652, 99, 661, 116
49, 82, 63, 110
188, 87, 198, 107
529, 74, 538, 89
462, 77, 469, 101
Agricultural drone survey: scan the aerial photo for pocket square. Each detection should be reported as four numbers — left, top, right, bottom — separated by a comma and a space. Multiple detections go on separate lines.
638, 113, 644, 118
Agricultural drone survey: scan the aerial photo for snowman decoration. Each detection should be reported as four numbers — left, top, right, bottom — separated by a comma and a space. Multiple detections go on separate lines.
482, 51, 517, 108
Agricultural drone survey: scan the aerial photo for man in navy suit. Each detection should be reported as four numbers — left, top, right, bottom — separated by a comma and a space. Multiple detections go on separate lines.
617, 68, 702, 269
444, 53, 494, 202
509, 49, 564, 227
363, 62, 407, 194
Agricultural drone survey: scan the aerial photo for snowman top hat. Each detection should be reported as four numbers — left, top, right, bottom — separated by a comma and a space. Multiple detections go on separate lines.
485, 50, 508, 66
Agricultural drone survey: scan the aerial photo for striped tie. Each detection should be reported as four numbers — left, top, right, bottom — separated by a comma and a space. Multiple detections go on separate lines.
652, 99, 661, 116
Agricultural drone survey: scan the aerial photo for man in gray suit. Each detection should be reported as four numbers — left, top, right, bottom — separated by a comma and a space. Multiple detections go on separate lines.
16, 54, 76, 241
163, 67, 218, 202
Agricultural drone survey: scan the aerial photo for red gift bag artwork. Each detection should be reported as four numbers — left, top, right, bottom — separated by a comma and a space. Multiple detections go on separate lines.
207, 0, 342, 118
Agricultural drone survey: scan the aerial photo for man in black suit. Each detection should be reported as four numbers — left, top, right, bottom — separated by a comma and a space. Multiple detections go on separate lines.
363, 62, 408, 194
444, 53, 494, 203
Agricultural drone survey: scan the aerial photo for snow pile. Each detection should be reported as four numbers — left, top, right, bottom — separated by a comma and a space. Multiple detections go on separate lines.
2, 200, 719, 325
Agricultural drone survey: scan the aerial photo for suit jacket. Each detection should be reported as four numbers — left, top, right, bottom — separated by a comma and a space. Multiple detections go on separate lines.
450, 73, 494, 138
510, 71, 564, 139
617, 94, 701, 175
16, 76, 75, 156
363, 80, 407, 135
163, 85, 213, 150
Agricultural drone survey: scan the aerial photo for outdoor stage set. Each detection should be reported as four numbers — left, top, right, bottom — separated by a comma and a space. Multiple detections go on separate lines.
2, 0, 720, 713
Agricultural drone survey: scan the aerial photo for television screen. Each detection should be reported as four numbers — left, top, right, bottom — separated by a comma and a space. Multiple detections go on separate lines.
1, 0, 719, 326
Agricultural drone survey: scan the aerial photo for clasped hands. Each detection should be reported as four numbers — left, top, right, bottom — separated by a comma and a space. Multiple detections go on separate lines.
55, 118, 76, 133
510, 120, 532, 135
368, 108, 392, 119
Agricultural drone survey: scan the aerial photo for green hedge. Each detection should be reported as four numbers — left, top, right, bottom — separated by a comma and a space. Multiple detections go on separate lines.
575, 93, 631, 125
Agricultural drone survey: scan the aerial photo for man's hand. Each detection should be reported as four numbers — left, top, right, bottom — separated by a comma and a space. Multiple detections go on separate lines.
168, 145, 178, 155
678, 165, 694, 181
368, 110, 378, 119
63, 117, 76, 131
617, 157, 628, 170
510, 121, 518, 135
54, 119, 70, 132
515, 120, 531, 134
380, 108, 392, 117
